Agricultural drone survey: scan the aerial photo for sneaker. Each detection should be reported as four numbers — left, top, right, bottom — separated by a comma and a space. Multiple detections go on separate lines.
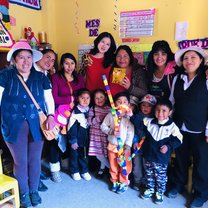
166, 188, 178, 198
72, 172, 81, 181
190, 197, 207, 208
38, 180, 48, 192
117, 183, 128, 194
141, 189, 154, 200
81, 172, 92, 181
111, 182, 120, 192
155, 192, 164, 204
51, 171, 62, 183
30, 191, 42, 206
20, 193, 32, 208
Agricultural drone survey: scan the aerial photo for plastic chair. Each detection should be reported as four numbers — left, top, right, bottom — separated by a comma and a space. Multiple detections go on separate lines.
0, 150, 20, 208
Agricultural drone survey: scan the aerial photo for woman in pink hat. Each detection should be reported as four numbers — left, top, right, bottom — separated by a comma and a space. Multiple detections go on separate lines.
0, 40, 55, 208
168, 46, 208, 208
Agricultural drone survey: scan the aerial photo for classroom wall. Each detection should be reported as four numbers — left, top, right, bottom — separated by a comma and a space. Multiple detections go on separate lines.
8, 0, 208, 59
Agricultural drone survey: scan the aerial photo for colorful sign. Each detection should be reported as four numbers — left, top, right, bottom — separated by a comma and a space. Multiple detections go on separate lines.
0, 0, 10, 29
0, 19, 14, 49
178, 38, 208, 49
9, 0, 41, 10
120, 9, 156, 38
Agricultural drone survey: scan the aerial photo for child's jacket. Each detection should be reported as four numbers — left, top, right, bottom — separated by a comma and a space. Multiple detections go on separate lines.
68, 106, 89, 147
143, 117, 183, 164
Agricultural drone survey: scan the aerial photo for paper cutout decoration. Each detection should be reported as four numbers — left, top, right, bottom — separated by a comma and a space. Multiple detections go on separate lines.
112, 67, 126, 84
9, 0, 41, 10
178, 38, 208, 49
0, 19, 14, 49
0, 0, 10, 29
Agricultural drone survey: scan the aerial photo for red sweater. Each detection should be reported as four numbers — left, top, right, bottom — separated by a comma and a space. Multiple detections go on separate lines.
85, 54, 111, 91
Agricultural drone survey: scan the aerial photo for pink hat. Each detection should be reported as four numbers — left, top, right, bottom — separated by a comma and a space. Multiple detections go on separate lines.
7, 39, 42, 62
140, 94, 157, 105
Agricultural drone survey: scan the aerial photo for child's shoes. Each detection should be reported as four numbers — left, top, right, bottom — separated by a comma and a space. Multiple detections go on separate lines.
141, 189, 154, 200
81, 172, 91, 181
155, 192, 164, 204
72, 172, 81, 181
51, 171, 62, 183
111, 182, 120, 192
117, 183, 128, 194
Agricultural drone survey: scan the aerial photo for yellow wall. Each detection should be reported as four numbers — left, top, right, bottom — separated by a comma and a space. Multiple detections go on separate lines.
9, 0, 208, 58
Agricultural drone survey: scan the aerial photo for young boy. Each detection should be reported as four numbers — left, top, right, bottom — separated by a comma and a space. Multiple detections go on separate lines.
130, 94, 157, 191
101, 92, 134, 194
141, 98, 183, 204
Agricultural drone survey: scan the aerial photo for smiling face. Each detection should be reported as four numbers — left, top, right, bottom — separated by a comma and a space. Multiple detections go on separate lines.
116, 49, 131, 69
94, 92, 106, 107
14, 50, 33, 74
153, 50, 168, 68
97, 37, 111, 54
155, 104, 172, 122
78, 93, 91, 107
63, 58, 76, 75
37, 51, 56, 71
182, 51, 202, 77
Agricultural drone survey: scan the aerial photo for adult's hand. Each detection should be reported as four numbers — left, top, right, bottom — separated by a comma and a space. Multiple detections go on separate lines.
45, 115, 56, 130
120, 76, 131, 89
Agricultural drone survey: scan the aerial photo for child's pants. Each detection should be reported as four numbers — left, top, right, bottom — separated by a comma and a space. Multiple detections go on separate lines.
108, 150, 132, 185
133, 154, 144, 184
145, 160, 168, 194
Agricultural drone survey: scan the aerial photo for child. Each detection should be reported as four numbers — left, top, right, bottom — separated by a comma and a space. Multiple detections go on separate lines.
141, 98, 183, 204
130, 94, 157, 191
101, 92, 134, 194
88, 89, 111, 177
81, 32, 116, 92
67, 88, 91, 181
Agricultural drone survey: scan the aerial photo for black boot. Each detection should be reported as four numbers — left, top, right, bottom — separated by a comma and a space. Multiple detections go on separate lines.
30, 191, 42, 206
38, 179, 48, 192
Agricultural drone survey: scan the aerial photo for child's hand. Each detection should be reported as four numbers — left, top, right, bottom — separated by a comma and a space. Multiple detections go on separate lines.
71, 143, 79, 150
133, 143, 138, 150
160, 145, 168, 154
113, 130, 120, 137
122, 148, 130, 157
205, 136, 208, 143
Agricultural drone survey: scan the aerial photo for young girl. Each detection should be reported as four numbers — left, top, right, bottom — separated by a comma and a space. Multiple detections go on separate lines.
81, 32, 116, 92
67, 88, 91, 181
88, 89, 111, 176
101, 92, 134, 194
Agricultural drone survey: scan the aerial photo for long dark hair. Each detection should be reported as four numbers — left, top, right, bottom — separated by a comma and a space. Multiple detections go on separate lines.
89, 32, 116, 68
58, 53, 79, 83
147, 40, 175, 81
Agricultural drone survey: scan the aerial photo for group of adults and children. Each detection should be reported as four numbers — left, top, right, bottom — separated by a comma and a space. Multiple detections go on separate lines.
0, 32, 208, 208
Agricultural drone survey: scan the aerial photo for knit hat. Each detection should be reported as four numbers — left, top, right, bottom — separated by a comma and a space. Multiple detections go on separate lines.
175, 46, 208, 67
7, 39, 42, 62
140, 94, 157, 106
129, 95, 139, 107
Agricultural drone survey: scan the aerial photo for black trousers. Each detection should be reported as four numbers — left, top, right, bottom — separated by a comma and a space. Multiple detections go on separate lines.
172, 131, 208, 199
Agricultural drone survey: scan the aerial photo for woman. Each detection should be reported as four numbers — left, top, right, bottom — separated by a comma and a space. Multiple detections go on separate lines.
34, 48, 57, 79
0, 40, 55, 208
168, 46, 208, 208
81, 32, 116, 91
109, 45, 148, 98
50, 53, 85, 182
147, 40, 177, 98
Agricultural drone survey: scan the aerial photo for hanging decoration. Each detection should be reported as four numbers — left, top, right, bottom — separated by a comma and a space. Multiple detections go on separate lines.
74, 1, 79, 34
0, 0, 10, 29
178, 38, 208, 49
113, 0, 118, 31
0, 19, 14, 49
9, 0, 41, 10
85, 18, 100, 37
